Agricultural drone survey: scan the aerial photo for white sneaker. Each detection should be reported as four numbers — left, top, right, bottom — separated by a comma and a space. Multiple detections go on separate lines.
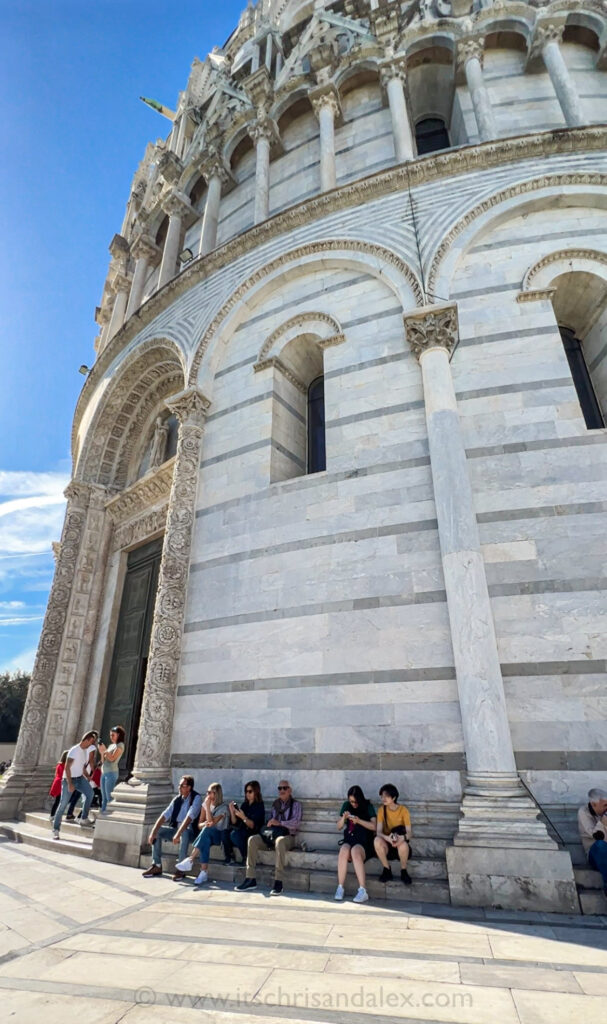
334, 884, 345, 901
176, 857, 194, 872
79, 818, 95, 829
194, 870, 208, 885
52, 830, 60, 840
353, 887, 369, 904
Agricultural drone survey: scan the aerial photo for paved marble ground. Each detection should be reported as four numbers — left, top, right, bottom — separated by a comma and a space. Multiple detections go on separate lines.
1, 837, 607, 1023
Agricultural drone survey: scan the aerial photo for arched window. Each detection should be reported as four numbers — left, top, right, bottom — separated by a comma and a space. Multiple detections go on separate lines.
559, 326, 604, 429
307, 375, 326, 474
415, 117, 450, 155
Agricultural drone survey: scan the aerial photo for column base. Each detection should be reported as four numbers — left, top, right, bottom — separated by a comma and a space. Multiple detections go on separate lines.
446, 773, 579, 913
92, 775, 174, 867
0, 762, 53, 819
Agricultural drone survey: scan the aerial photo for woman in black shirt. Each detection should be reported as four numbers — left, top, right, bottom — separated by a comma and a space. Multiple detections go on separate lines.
335, 785, 377, 904
226, 780, 265, 864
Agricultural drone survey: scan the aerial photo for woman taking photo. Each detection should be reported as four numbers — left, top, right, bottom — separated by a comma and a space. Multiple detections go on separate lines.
225, 780, 265, 864
335, 785, 377, 904
97, 726, 125, 813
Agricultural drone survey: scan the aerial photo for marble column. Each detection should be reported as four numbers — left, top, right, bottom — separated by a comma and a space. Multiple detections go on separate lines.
380, 62, 415, 162
95, 304, 112, 354
404, 304, 579, 913
92, 388, 210, 866
537, 24, 584, 128
199, 161, 226, 256
310, 87, 341, 191
250, 119, 274, 224
0, 482, 94, 818
125, 235, 160, 319
157, 190, 192, 289
107, 272, 132, 339
458, 39, 497, 143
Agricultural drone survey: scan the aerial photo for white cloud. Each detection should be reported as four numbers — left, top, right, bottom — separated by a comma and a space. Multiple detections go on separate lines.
5, 647, 37, 672
0, 471, 69, 559
0, 471, 70, 499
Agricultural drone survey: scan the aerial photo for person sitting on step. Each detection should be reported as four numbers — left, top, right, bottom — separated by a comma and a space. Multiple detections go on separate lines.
175, 782, 230, 885
142, 776, 202, 878
374, 783, 412, 887
578, 787, 607, 897
236, 779, 302, 895
225, 780, 266, 865
334, 784, 377, 905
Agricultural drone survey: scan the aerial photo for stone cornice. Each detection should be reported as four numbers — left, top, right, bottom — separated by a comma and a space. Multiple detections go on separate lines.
73, 124, 607, 445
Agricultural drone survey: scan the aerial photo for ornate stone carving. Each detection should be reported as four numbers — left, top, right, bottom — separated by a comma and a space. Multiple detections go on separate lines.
109, 233, 130, 261
404, 303, 459, 361
161, 189, 192, 219
149, 416, 169, 468
131, 234, 161, 265
73, 129, 607, 433
309, 85, 342, 122
200, 151, 231, 187
456, 37, 485, 74
3, 483, 91, 773
110, 271, 132, 296
249, 116, 280, 147
522, 247, 607, 291
114, 505, 168, 552
158, 150, 184, 185
130, 387, 209, 782
379, 59, 407, 88
257, 311, 344, 364
530, 23, 564, 59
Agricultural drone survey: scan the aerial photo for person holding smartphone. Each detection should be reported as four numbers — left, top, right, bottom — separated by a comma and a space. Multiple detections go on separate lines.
225, 780, 265, 864
374, 783, 412, 886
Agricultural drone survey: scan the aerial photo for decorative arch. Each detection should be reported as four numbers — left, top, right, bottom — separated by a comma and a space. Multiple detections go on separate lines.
522, 248, 607, 293
427, 174, 607, 298
187, 239, 424, 387
256, 312, 343, 366
75, 338, 185, 490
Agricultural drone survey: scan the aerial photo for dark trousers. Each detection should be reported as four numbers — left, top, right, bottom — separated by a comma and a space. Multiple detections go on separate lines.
224, 827, 251, 862
589, 839, 607, 885
50, 796, 61, 817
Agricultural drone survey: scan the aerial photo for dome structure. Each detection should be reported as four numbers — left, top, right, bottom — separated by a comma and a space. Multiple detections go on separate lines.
3, 0, 607, 913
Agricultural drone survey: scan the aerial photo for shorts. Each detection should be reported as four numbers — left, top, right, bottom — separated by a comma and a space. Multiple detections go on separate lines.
383, 840, 412, 861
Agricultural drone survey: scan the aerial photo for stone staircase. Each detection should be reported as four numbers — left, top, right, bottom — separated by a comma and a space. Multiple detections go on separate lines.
2, 799, 605, 913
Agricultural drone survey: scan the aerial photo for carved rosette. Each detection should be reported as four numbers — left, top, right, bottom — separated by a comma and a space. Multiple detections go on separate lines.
7, 482, 92, 771
130, 388, 210, 781
404, 303, 459, 362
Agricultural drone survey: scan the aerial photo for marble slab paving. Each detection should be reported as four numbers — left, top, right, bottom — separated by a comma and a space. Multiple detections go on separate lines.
1, 840, 607, 1024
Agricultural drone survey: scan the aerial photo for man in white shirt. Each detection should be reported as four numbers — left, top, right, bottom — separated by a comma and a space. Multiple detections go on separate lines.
52, 731, 98, 839
578, 787, 607, 896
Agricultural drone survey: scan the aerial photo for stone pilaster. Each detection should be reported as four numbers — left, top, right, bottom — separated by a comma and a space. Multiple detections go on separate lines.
107, 271, 132, 339
310, 85, 342, 192
379, 60, 415, 163
456, 39, 497, 143
0, 482, 94, 817
404, 304, 579, 913
158, 189, 192, 289
92, 388, 210, 866
533, 24, 584, 128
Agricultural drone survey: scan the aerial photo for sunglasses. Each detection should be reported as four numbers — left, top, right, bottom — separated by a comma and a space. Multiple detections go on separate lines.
278, 785, 290, 791
245, 787, 254, 793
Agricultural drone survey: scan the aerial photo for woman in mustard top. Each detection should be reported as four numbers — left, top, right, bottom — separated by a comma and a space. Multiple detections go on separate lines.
374, 783, 412, 886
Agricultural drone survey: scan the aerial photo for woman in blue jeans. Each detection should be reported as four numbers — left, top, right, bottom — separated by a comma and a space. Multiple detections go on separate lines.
176, 782, 229, 885
98, 726, 125, 812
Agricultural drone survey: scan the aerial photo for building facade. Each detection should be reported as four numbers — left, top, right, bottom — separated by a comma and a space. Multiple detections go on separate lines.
3, 0, 607, 912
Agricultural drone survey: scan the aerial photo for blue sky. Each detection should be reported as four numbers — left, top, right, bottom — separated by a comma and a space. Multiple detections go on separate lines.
0, 0, 247, 672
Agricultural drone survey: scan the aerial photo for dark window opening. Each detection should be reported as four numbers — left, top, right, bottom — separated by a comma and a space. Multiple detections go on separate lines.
559, 326, 605, 429
415, 117, 450, 155
307, 375, 326, 473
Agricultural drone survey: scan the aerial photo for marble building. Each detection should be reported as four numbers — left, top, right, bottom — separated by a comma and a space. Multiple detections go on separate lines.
2, 0, 607, 912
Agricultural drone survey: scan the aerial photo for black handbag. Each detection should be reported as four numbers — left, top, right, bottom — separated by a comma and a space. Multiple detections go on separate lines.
260, 825, 289, 847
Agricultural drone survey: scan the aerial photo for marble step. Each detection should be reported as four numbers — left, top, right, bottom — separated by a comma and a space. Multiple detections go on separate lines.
574, 865, 604, 889
0, 818, 94, 858
243, 846, 447, 878
146, 849, 451, 904
579, 890, 607, 914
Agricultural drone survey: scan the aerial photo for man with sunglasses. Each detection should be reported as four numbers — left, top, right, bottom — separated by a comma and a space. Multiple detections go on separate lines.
236, 779, 302, 894
142, 775, 202, 878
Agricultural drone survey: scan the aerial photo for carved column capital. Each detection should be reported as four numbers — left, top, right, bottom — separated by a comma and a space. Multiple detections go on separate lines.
200, 152, 231, 188
249, 116, 279, 148
63, 480, 93, 507
110, 271, 132, 295
131, 234, 161, 265
108, 233, 130, 262
379, 58, 408, 88
165, 387, 210, 428
404, 303, 459, 361
309, 84, 342, 123
157, 149, 184, 185
533, 22, 564, 56
161, 188, 192, 219
456, 37, 485, 75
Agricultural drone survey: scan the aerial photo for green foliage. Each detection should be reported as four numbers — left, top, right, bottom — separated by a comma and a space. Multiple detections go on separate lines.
0, 671, 30, 742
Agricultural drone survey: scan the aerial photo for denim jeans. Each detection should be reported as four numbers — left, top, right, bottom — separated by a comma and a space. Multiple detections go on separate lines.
53, 776, 93, 831
100, 772, 119, 811
588, 839, 607, 885
151, 823, 196, 867
192, 825, 224, 866
226, 827, 250, 862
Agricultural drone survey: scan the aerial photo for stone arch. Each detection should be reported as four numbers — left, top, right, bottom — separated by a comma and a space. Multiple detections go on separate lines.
75, 338, 186, 490
257, 312, 343, 366
522, 248, 607, 293
427, 174, 607, 298
187, 239, 424, 388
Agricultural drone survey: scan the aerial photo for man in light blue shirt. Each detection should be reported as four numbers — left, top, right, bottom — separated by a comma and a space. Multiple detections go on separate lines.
142, 775, 202, 878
